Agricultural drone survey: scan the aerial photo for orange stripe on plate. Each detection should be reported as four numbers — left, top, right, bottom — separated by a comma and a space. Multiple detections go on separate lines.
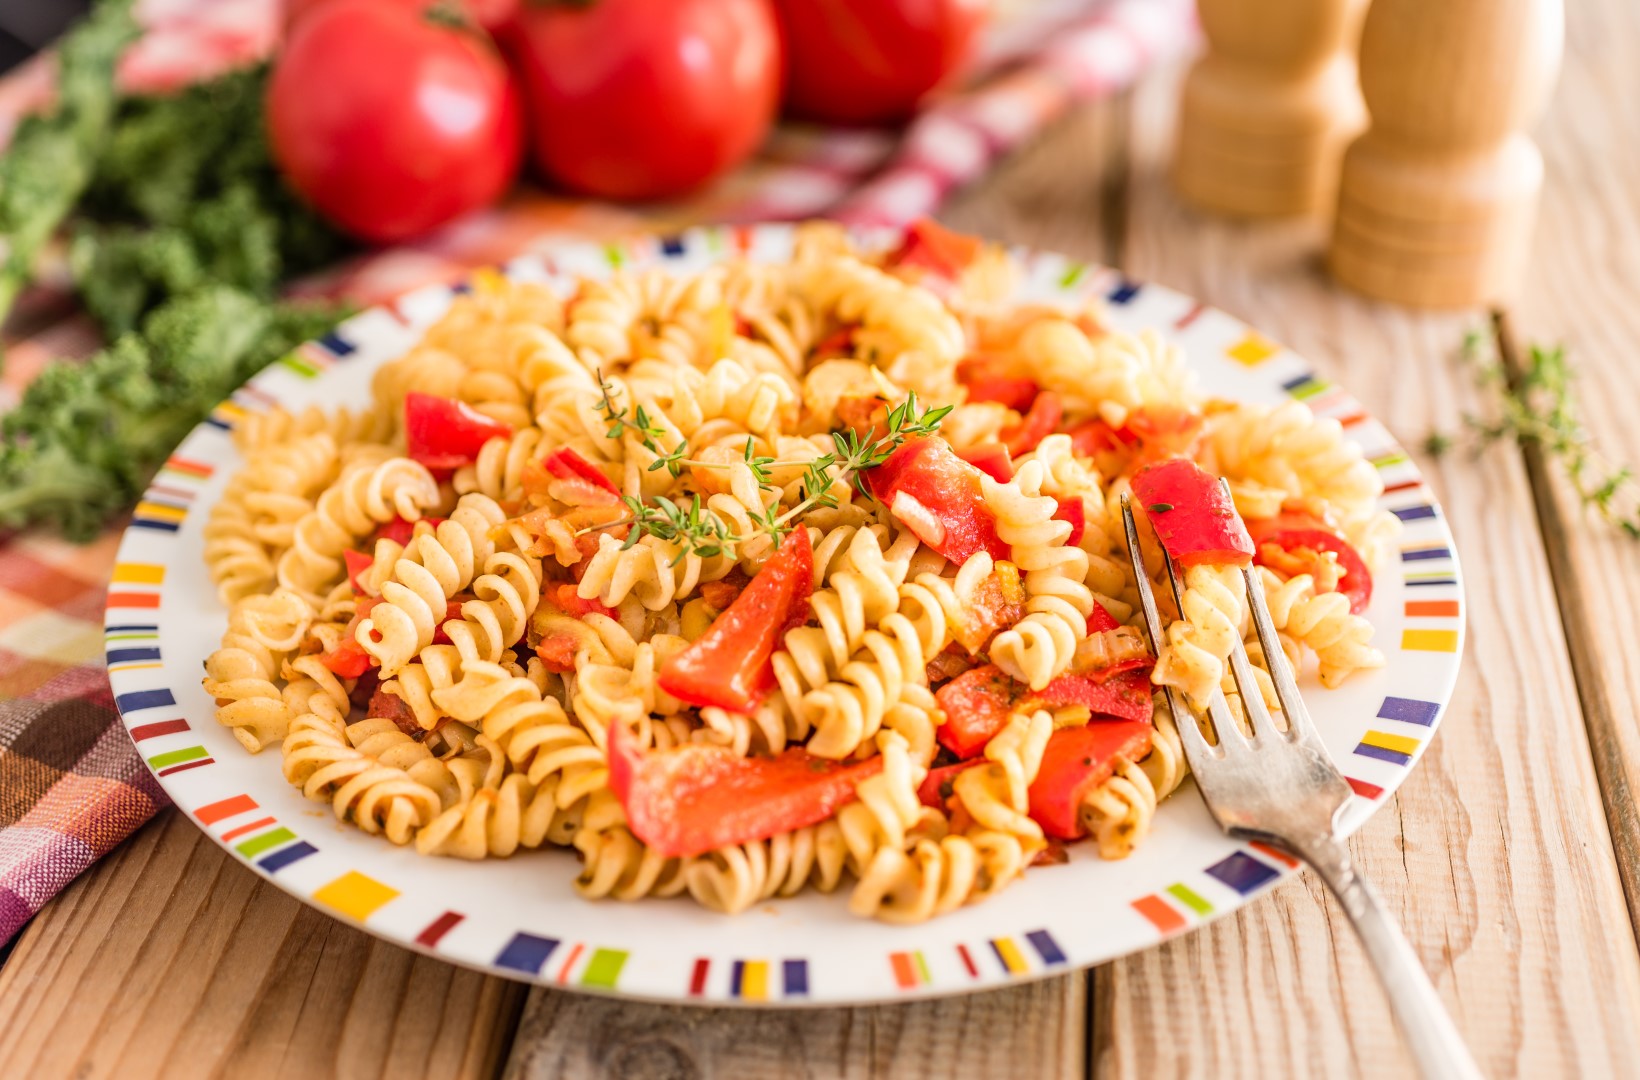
1404, 599, 1460, 618
1132, 894, 1186, 934
1250, 841, 1300, 868
890, 952, 919, 989
107, 593, 161, 609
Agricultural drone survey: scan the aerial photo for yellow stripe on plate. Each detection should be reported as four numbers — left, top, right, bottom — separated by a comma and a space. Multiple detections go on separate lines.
313, 871, 399, 921
112, 563, 165, 585
1401, 629, 1460, 653
1361, 731, 1421, 756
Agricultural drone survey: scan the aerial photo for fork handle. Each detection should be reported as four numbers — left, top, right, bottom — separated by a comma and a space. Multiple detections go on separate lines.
1292, 834, 1486, 1080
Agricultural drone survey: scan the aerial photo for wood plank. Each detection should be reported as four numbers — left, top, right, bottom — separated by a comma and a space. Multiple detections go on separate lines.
504, 979, 1085, 1080
499, 101, 1132, 1080
0, 808, 527, 1080
1091, 60, 1640, 1079
1497, 0, 1640, 933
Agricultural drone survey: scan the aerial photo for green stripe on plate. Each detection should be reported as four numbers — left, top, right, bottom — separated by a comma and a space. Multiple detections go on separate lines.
147, 745, 209, 769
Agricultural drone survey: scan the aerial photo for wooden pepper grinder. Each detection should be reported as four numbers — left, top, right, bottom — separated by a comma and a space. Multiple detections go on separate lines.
1173, 0, 1368, 218
1328, 0, 1564, 307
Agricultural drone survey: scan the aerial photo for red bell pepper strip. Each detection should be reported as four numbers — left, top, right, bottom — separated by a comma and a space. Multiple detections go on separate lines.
934, 664, 1020, 759
1001, 390, 1063, 456
1053, 496, 1086, 547
956, 443, 1015, 483
1031, 669, 1154, 724
375, 515, 442, 546
917, 759, 984, 810
541, 446, 620, 505
957, 355, 1038, 411
404, 392, 512, 470
888, 217, 983, 283
867, 437, 1011, 563
1066, 417, 1133, 459
607, 718, 884, 858
1131, 457, 1254, 567
1249, 514, 1374, 615
344, 549, 374, 594
1026, 721, 1154, 839
656, 528, 814, 712
1086, 600, 1120, 635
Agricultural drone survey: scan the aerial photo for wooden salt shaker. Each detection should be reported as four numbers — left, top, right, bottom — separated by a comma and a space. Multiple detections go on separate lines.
1328, 0, 1564, 307
1173, 0, 1367, 218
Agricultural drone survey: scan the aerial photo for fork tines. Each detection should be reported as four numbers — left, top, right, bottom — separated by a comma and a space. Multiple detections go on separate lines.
1118, 494, 1321, 753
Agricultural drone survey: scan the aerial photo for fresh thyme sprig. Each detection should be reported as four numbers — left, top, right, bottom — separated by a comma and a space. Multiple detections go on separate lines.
576, 387, 954, 559
1425, 330, 1640, 538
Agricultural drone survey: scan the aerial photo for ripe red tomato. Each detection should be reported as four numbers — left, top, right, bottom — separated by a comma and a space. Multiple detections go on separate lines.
268, 0, 523, 243
498, 0, 782, 201
774, 0, 988, 126
281, 0, 516, 35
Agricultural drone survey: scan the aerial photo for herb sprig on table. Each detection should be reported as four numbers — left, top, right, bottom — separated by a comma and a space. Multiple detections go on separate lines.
1425, 329, 1640, 538
0, 3, 353, 540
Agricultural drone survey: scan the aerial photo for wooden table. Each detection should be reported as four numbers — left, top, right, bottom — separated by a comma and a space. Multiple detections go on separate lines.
5, 2, 1640, 1074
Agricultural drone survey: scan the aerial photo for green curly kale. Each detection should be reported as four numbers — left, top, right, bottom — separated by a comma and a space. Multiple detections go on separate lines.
0, 288, 345, 539
0, 0, 139, 324
72, 65, 349, 336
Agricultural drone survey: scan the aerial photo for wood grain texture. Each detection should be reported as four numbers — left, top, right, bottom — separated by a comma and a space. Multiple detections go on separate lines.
0, 809, 527, 1080
497, 101, 1131, 1080
505, 979, 1085, 1080
1091, 63, 1640, 1079
1501, 0, 1640, 932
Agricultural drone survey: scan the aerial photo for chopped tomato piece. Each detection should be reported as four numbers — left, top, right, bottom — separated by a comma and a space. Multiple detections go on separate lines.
1070, 626, 1154, 682
1053, 496, 1085, 547
1031, 840, 1071, 866
607, 718, 883, 858
405, 392, 512, 470
958, 355, 1038, 411
367, 685, 419, 736
534, 634, 580, 673
698, 568, 751, 612
925, 644, 974, 686
811, 324, 857, 360
1249, 514, 1373, 614
867, 437, 1010, 563
934, 664, 1020, 759
956, 443, 1015, 483
1030, 669, 1154, 724
1001, 391, 1063, 456
888, 218, 983, 283
1124, 405, 1204, 461
1132, 457, 1254, 567
541, 446, 620, 505
916, 759, 983, 810
951, 563, 1027, 655
347, 667, 381, 710
836, 395, 890, 441
319, 637, 374, 678
344, 549, 374, 594
548, 582, 617, 620
657, 528, 814, 712
1027, 721, 1154, 839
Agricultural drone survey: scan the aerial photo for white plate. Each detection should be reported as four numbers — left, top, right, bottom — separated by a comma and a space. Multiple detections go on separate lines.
107, 224, 1464, 1006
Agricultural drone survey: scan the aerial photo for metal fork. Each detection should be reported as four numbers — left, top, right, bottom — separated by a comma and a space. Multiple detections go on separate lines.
1119, 495, 1483, 1080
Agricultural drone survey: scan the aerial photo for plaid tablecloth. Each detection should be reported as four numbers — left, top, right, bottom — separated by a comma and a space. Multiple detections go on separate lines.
0, 0, 1193, 945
